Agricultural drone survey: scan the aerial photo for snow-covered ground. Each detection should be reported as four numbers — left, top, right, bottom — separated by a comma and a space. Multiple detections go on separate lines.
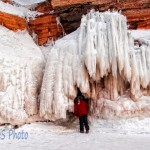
1, 117, 150, 150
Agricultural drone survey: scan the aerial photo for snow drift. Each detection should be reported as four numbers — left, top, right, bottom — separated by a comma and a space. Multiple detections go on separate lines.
0, 26, 45, 124
40, 10, 150, 121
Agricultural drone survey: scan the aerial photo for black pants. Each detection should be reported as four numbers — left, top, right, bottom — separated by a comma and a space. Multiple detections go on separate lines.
79, 114, 89, 132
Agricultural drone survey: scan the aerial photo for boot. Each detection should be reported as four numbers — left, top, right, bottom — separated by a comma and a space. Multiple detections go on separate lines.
86, 130, 89, 133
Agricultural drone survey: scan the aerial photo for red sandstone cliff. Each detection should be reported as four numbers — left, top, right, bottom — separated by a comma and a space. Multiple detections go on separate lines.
52, 0, 150, 33
0, 0, 149, 45
28, 1, 62, 45
0, 11, 27, 31
0, 1, 62, 45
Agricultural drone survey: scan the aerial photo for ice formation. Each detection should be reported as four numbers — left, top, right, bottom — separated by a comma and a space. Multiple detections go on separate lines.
0, 26, 45, 124
40, 10, 150, 121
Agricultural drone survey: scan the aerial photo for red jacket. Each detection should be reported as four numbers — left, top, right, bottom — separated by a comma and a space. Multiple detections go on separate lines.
74, 99, 88, 117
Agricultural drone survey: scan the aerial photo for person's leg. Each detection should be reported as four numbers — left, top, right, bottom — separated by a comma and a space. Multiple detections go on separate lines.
79, 116, 84, 133
83, 114, 89, 133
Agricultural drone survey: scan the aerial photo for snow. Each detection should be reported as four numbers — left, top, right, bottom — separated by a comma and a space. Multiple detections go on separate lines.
0, 1, 43, 19
0, 25, 45, 125
130, 30, 150, 41
12, 0, 46, 6
40, 41, 54, 60
0, 26, 43, 59
97, 96, 150, 119
40, 10, 150, 121
1, 118, 150, 150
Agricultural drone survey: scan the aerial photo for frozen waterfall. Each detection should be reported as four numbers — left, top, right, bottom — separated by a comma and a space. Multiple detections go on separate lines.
40, 10, 150, 121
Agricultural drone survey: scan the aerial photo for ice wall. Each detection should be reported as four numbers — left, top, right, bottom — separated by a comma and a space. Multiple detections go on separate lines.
40, 10, 150, 120
0, 26, 45, 124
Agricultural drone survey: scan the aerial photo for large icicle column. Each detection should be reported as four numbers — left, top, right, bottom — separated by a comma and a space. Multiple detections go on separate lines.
40, 10, 150, 121
0, 26, 45, 125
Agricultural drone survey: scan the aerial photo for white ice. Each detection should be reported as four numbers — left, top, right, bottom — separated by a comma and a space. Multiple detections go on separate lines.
0, 25, 45, 124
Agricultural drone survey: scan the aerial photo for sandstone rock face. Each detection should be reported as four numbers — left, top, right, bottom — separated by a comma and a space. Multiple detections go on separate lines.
29, 1, 62, 45
0, 1, 62, 45
52, 0, 150, 33
0, 0, 149, 45
2, 0, 13, 4
51, 0, 113, 8
138, 20, 150, 29
0, 11, 27, 31
29, 14, 62, 45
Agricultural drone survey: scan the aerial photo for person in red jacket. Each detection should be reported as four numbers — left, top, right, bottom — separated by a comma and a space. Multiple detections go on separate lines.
74, 95, 89, 133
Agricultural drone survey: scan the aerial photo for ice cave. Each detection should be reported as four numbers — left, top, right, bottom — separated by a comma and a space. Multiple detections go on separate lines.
0, 9, 150, 125
40, 10, 150, 121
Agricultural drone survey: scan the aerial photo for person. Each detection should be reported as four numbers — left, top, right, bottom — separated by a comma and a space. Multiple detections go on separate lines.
74, 95, 90, 133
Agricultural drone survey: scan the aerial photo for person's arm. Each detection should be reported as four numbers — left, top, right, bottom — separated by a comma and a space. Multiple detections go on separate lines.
85, 98, 90, 114
74, 104, 78, 117
84, 98, 89, 109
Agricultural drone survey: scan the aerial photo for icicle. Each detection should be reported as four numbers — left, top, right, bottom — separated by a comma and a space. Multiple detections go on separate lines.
130, 49, 141, 100
84, 17, 97, 79
140, 45, 149, 88
40, 48, 58, 119
78, 15, 87, 57
122, 18, 131, 81
96, 16, 108, 78
52, 49, 68, 119
77, 63, 90, 96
